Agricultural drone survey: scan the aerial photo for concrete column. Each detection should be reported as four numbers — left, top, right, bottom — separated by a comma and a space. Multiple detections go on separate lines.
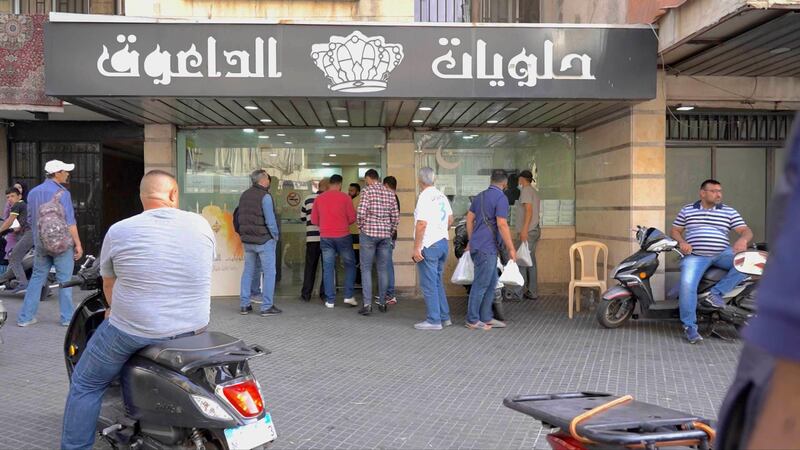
143, 124, 177, 176
386, 128, 417, 293
575, 71, 667, 300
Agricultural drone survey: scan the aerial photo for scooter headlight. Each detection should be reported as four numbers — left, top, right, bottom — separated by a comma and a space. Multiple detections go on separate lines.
191, 395, 233, 421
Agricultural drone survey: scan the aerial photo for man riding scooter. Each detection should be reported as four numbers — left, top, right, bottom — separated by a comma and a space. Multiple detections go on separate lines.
671, 179, 753, 344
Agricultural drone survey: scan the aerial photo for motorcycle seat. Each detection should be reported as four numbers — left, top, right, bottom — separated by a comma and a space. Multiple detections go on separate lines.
137, 332, 249, 372
701, 267, 728, 283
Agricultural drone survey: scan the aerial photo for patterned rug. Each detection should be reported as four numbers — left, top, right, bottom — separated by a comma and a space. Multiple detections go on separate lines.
0, 14, 62, 111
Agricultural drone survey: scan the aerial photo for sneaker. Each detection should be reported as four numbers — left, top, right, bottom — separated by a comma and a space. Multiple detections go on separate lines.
260, 306, 282, 317
705, 292, 726, 309
386, 297, 398, 305
488, 319, 507, 328
344, 297, 358, 307
10, 283, 28, 294
523, 291, 539, 301
414, 321, 443, 330
358, 304, 372, 316
325, 301, 334, 309
16, 318, 38, 327
465, 321, 492, 331
685, 326, 703, 344
442, 319, 453, 327
240, 305, 253, 315
377, 302, 387, 313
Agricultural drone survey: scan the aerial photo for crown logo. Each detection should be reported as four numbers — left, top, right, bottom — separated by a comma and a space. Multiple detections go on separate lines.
311, 31, 404, 93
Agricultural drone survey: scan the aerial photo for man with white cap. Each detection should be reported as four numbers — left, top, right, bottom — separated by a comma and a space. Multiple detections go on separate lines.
16, 159, 83, 327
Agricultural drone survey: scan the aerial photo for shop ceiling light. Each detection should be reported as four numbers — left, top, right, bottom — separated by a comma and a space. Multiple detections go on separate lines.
341, 134, 350, 137
412, 119, 424, 123
418, 106, 432, 111
337, 119, 349, 123
260, 119, 272, 123
244, 106, 258, 110
331, 106, 346, 111
322, 162, 331, 166
259, 135, 269, 139
243, 128, 255, 133
486, 120, 499, 124
770, 47, 791, 54
315, 128, 326, 133
284, 141, 292, 144
503, 107, 519, 111
358, 162, 367, 166
463, 135, 474, 139
519, 130, 527, 134
269, 153, 277, 157
676, 105, 695, 111
329, 153, 337, 157
277, 133, 286, 136
453, 130, 463, 133
325, 136, 335, 139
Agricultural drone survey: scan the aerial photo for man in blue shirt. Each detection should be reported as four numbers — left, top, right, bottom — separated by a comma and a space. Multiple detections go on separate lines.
465, 170, 517, 330
17, 160, 83, 327
670, 179, 752, 343
237, 169, 281, 316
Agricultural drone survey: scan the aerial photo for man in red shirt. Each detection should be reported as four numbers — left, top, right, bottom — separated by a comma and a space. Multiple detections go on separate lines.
311, 174, 358, 308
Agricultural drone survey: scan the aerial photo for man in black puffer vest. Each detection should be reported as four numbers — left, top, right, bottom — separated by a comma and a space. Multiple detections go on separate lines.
237, 169, 281, 317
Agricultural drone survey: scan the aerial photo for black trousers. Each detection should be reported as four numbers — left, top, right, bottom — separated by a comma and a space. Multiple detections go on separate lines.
301, 241, 324, 300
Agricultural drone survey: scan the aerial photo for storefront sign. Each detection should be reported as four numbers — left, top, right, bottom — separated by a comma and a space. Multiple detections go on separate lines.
45, 22, 656, 100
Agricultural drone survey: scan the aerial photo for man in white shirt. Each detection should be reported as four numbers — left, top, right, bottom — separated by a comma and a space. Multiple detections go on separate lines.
412, 167, 453, 330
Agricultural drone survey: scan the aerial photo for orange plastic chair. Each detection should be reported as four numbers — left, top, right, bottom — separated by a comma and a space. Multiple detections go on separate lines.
568, 241, 608, 319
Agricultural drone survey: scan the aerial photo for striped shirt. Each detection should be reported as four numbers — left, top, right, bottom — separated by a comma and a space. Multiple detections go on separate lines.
673, 201, 746, 257
300, 193, 320, 242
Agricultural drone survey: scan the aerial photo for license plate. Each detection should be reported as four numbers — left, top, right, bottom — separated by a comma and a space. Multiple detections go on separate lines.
224, 413, 277, 449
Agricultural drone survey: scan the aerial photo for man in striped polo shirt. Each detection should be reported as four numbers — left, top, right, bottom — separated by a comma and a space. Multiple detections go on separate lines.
299, 178, 329, 302
671, 179, 753, 343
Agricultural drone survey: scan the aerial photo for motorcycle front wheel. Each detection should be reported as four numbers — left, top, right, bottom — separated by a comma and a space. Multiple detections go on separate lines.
596, 297, 635, 328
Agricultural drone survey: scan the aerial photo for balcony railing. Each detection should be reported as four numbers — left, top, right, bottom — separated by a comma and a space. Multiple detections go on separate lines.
1, 0, 117, 14
415, 0, 539, 23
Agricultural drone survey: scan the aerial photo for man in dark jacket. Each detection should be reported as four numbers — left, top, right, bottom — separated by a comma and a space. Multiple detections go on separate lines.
237, 169, 281, 316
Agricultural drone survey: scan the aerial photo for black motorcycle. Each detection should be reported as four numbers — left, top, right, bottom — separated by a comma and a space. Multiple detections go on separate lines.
63, 257, 277, 449
596, 226, 766, 337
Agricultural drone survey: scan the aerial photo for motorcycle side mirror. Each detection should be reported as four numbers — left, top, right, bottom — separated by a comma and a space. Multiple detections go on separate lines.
734, 250, 768, 276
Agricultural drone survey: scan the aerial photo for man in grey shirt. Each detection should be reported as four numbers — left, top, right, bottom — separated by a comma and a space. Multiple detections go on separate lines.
61, 170, 215, 449
514, 169, 541, 300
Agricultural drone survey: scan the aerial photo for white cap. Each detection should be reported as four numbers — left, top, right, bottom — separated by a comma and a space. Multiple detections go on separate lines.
44, 160, 75, 174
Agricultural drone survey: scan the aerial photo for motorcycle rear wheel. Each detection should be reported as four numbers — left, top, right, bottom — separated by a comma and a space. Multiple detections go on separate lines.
597, 297, 635, 328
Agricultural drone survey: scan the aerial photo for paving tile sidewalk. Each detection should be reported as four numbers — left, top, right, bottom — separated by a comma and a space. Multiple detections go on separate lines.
0, 290, 743, 449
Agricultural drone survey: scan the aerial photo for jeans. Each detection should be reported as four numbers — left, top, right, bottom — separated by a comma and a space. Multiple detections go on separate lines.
679, 247, 747, 328
359, 233, 391, 306
250, 257, 262, 297
514, 226, 540, 295
240, 240, 277, 310
417, 238, 450, 324
8, 230, 33, 286
300, 241, 324, 300
61, 320, 166, 450
321, 235, 356, 302
386, 240, 396, 299
467, 250, 499, 324
17, 246, 75, 324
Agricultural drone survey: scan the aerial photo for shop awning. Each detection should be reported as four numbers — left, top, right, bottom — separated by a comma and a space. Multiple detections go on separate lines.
63, 97, 629, 129
660, 6, 800, 77
43, 15, 654, 129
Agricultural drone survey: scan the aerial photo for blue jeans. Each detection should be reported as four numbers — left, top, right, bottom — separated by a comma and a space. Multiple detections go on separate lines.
359, 233, 391, 306
18, 246, 75, 324
61, 320, 166, 449
679, 248, 747, 328
321, 235, 356, 302
250, 258, 262, 297
240, 240, 276, 310
386, 240, 396, 299
467, 250, 499, 324
417, 238, 450, 324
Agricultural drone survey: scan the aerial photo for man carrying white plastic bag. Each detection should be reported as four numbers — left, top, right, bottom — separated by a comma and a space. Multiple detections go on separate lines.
464, 170, 517, 330
512, 169, 540, 300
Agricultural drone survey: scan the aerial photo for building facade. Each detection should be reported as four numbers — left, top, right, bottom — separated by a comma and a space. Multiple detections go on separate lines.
1, 0, 798, 299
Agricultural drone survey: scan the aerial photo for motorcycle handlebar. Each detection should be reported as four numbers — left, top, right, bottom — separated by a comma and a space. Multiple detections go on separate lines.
59, 276, 84, 289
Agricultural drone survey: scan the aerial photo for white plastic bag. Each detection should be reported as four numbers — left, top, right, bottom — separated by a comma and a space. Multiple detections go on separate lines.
499, 260, 525, 287
450, 252, 475, 285
516, 241, 533, 267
